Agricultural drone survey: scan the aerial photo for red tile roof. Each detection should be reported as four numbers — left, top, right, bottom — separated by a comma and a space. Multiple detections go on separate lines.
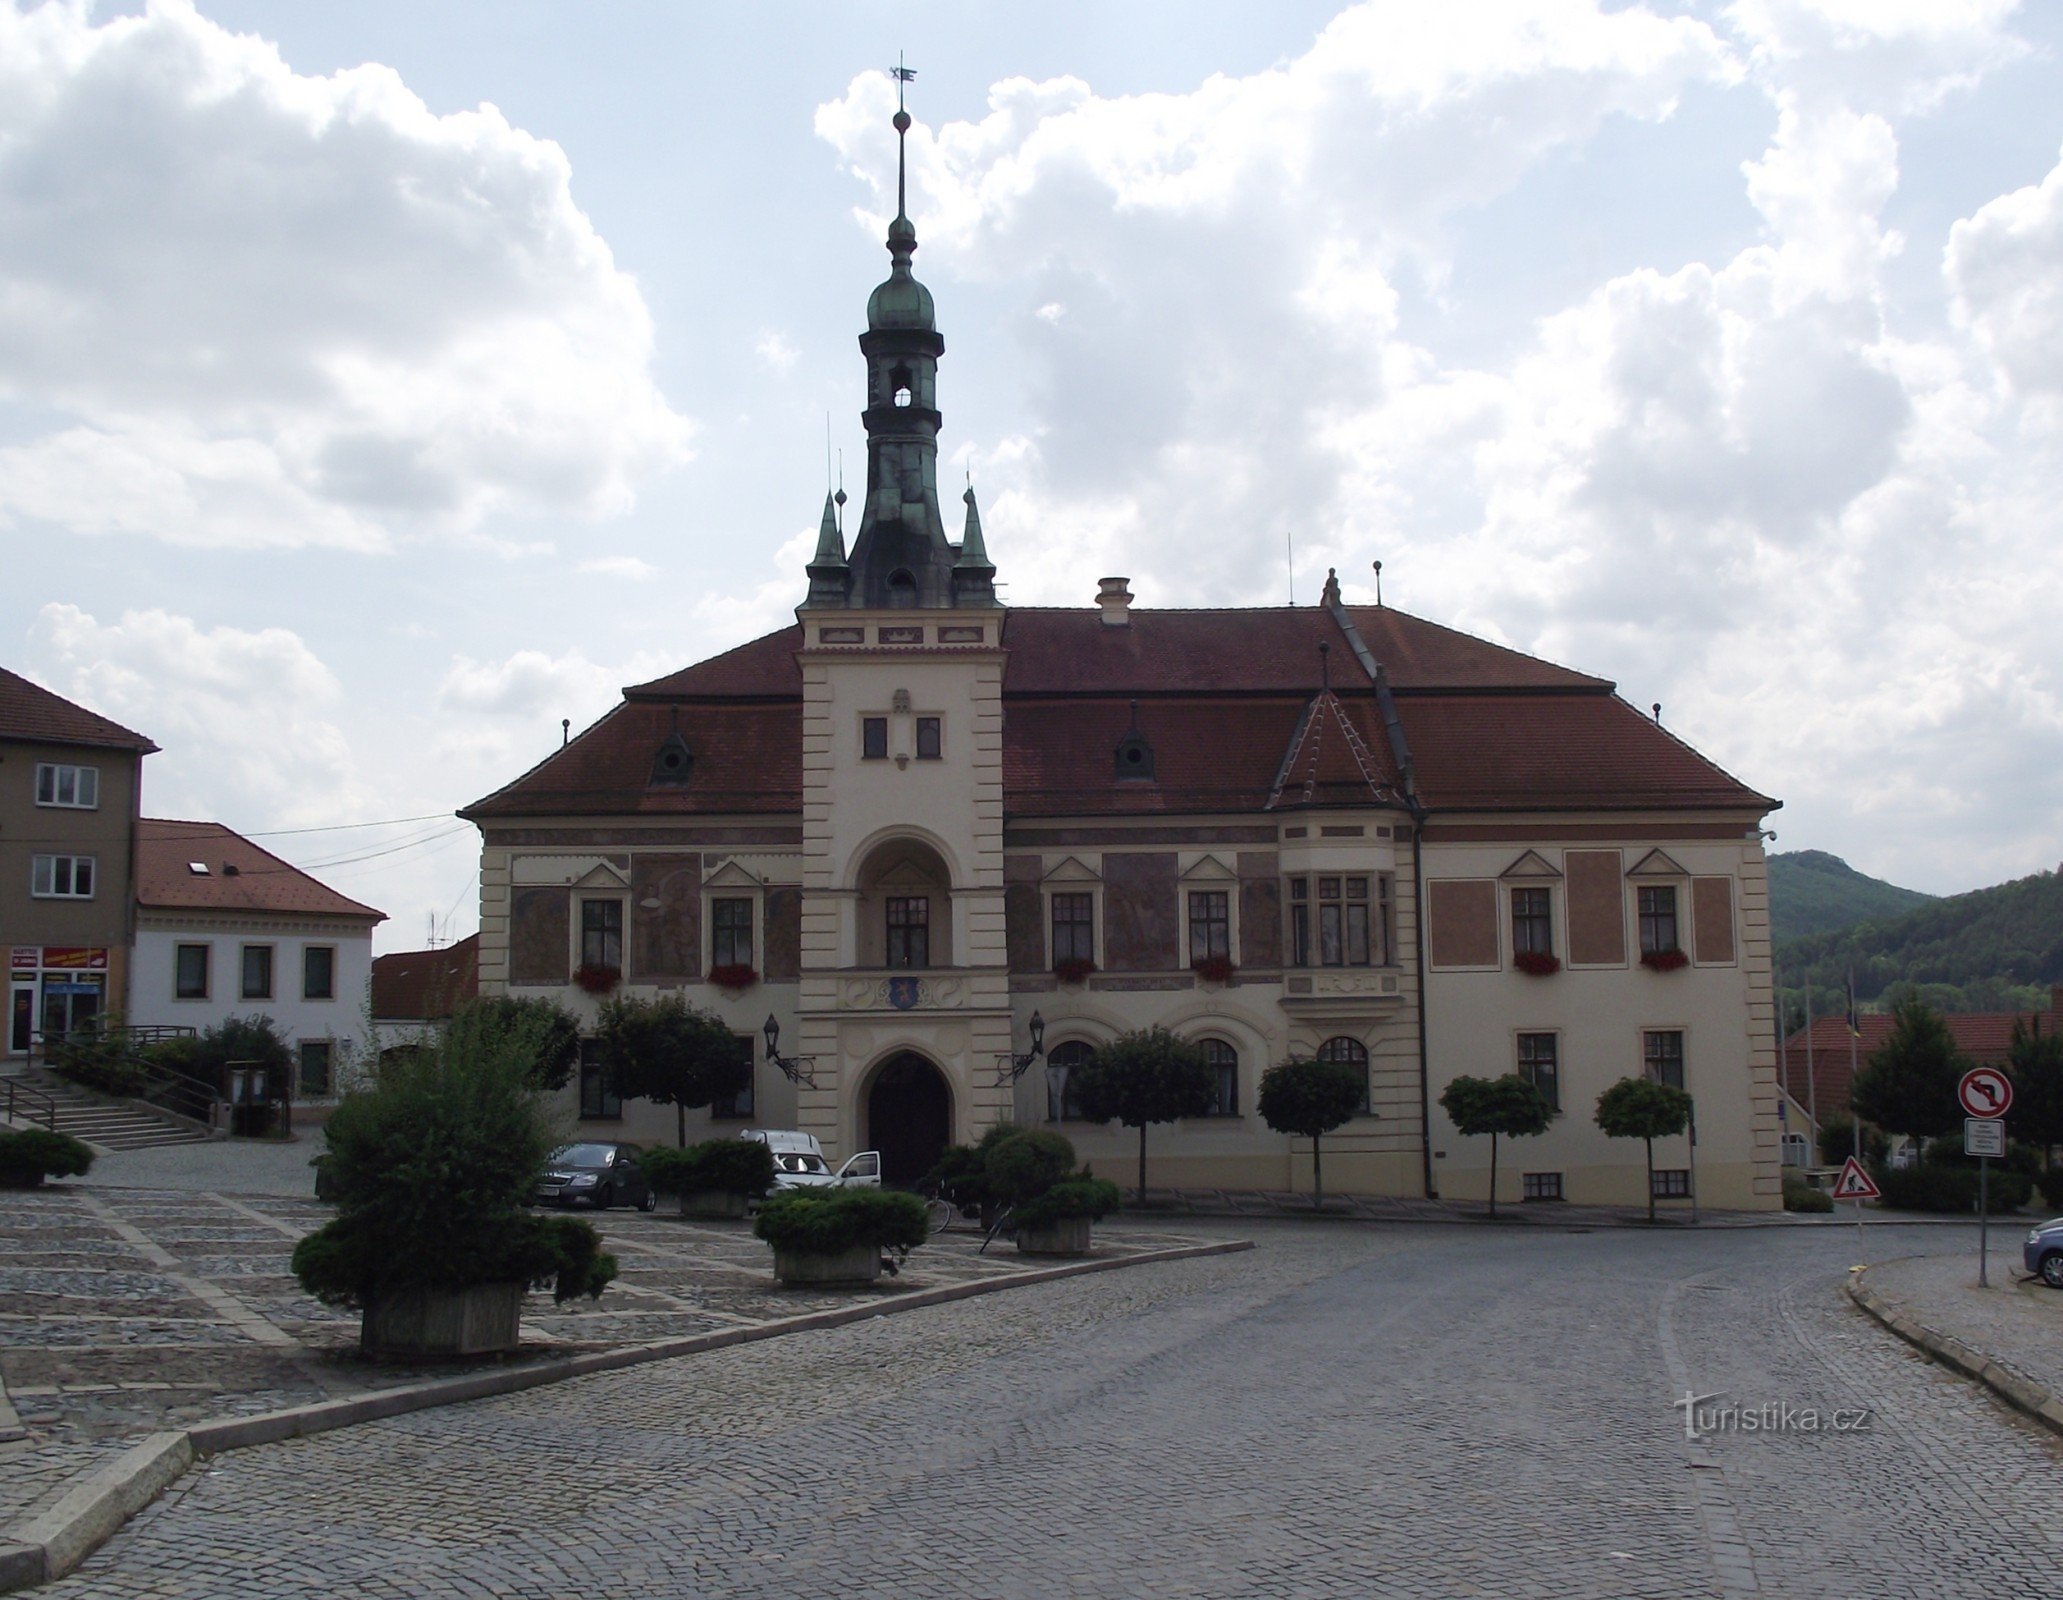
137, 820, 385, 921
371, 934, 479, 1021
0, 667, 159, 752
1780, 1002, 2062, 1123
468, 604, 1772, 821
1396, 694, 1776, 812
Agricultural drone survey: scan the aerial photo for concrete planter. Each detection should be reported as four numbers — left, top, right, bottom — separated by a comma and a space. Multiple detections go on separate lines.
360, 1282, 525, 1357
1017, 1217, 1094, 1257
772, 1243, 882, 1287
678, 1190, 750, 1220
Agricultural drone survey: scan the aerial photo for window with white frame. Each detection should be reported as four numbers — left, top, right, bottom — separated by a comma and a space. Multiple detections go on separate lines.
1643, 1029, 1685, 1089
1517, 1032, 1560, 1113
580, 898, 623, 969
1288, 874, 1390, 966
34, 764, 99, 809
1510, 887, 1553, 957
1047, 1039, 1094, 1122
1050, 892, 1094, 967
241, 945, 274, 1001
174, 944, 210, 1000
1638, 886, 1680, 955
1317, 1035, 1371, 1114
1187, 890, 1231, 964
710, 1033, 756, 1119
1523, 1172, 1564, 1201
1200, 1039, 1239, 1117
31, 855, 95, 899
1651, 1169, 1692, 1198
711, 897, 755, 969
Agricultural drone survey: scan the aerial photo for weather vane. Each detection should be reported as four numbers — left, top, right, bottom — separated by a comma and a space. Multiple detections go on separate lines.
893, 55, 917, 109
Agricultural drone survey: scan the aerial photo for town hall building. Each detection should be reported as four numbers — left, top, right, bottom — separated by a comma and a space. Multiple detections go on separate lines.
462, 103, 1784, 1212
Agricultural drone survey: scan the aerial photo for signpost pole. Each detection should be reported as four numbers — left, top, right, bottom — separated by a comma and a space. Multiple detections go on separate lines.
1979, 1155, 1990, 1288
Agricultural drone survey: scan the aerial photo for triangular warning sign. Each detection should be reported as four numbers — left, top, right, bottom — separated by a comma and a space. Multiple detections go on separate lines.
1830, 1157, 1880, 1202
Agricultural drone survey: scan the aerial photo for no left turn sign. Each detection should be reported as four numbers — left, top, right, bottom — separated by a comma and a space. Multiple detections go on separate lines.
1958, 1067, 2012, 1119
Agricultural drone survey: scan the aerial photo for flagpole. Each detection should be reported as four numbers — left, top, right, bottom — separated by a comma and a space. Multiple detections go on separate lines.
1849, 970, 1864, 1246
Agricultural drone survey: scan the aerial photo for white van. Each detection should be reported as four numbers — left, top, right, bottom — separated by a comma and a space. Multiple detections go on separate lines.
740, 1129, 883, 1192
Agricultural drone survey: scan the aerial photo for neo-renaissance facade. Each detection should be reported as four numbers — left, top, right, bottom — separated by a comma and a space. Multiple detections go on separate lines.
463, 107, 1784, 1211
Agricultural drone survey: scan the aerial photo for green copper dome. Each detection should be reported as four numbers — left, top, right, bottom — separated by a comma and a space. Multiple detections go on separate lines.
868, 268, 935, 331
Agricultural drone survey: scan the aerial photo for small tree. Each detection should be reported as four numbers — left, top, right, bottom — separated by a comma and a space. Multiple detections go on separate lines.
1068, 1027, 1215, 1203
1850, 998, 1967, 1158
1258, 1057, 1367, 1208
2007, 1019, 2063, 1172
595, 993, 750, 1146
1439, 1075, 1551, 1218
455, 996, 580, 1091
1595, 1077, 1693, 1223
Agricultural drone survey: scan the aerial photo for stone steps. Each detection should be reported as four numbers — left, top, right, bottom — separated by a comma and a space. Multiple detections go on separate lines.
1, 1069, 214, 1151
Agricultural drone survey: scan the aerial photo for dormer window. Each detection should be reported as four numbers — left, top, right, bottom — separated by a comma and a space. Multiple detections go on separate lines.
650, 729, 693, 788
1114, 700, 1155, 781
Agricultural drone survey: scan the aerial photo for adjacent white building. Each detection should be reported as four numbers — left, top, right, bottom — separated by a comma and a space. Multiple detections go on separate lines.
129, 819, 384, 1097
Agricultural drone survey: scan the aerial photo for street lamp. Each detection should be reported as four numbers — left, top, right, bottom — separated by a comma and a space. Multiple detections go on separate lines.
761, 1015, 818, 1088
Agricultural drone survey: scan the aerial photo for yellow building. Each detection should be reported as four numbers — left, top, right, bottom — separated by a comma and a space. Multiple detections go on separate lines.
462, 107, 1782, 1212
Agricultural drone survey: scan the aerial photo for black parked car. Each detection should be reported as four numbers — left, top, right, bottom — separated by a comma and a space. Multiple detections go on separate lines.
535, 1142, 657, 1211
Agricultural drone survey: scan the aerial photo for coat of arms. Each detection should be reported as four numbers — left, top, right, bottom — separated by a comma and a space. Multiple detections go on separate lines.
887, 976, 920, 1011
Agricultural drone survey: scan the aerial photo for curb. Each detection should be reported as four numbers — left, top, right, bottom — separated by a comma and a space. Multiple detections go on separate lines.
1845, 1266, 2063, 1439
0, 1237, 1248, 1592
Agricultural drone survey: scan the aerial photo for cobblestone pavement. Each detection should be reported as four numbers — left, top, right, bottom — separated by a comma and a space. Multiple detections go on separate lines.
37, 1219, 2063, 1599
0, 1183, 1206, 1530
1857, 1244, 2063, 1398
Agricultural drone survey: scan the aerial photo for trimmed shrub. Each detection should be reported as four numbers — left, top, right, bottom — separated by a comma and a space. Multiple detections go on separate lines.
753, 1189, 930, 1258
642, 1138, 776, 1199
983, 1129, 1077, 1209
291, 1000, 616, 1315
925, 1121, 1033, 1214
0, 1128, 95, 1187
1013, 1177, 1122, 1231
1872, 1161, 2033, 1215
1782, 1176, 1833, 1213
48, 1023, 148, 1096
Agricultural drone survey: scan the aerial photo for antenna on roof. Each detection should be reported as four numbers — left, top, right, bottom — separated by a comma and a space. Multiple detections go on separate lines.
1286, 527, 1295, 606
1373, 560, 1383, 607
1652, 703, 1662, 723
561, 718, 570, 747
835, 452, 846, 535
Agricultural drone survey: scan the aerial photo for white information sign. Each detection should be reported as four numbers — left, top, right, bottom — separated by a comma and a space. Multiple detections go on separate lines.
1965, 1117, 2005, 1158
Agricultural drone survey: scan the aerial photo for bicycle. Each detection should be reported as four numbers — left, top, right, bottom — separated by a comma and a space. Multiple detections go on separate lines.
920, 1185, 958, 1238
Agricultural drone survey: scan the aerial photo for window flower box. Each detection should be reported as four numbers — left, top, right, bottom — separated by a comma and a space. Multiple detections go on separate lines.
1191, 955, 1236, 985
1513, 951, 1561, 977
1640, 948, 1690, 973
708, 963, 759, 993
1052, 957, 1098, 986
572, 962, 622, 996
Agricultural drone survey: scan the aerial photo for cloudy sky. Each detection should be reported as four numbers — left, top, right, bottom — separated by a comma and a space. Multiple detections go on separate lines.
4, 0, 2060, 952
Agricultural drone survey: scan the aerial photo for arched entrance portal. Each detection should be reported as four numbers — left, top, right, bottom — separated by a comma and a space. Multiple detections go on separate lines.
865, 1053, 953, 1187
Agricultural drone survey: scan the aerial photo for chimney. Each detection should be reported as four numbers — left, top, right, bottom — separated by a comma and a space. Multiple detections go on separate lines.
1097, 576, 1133, 627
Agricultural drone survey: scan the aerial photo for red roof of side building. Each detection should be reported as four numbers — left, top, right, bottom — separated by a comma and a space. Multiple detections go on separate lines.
137, 821, 385, 922
466, 605, 1771, 821
0, 667, 159, 752
1780, 995, 2063, 1125
371, 934, 479, 1022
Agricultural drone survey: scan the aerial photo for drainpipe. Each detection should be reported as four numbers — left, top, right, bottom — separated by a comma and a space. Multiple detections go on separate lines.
1412, 817, 1435, 1199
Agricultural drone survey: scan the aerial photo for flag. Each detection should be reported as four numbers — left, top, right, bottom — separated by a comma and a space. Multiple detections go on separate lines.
1845, 971, 1860, 1035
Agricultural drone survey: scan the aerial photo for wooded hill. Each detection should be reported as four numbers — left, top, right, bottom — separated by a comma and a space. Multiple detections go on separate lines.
1774, 863, 2062, 1019
1767, 849, 1935, 944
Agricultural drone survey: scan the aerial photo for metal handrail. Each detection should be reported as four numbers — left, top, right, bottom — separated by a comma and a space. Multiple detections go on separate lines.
1, 1074, 58, 1131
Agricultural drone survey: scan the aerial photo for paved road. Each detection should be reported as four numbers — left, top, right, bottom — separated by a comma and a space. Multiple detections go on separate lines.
46, 1220, 2063, 1599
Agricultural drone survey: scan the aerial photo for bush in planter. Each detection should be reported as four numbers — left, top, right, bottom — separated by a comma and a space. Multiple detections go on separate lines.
643, 1138, 776, 1213
925, 1121, 1033, 1221
0, 1128, 95, 1187
291, 1001, 615, 1345
754, 1188, 930, 1277
1053, 957, 1097, 986
1639, 948, 1690, 972
47, 1021, 148, 1097
983, 1129, 1077, 1209
1012, 1177, 1121, 1231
